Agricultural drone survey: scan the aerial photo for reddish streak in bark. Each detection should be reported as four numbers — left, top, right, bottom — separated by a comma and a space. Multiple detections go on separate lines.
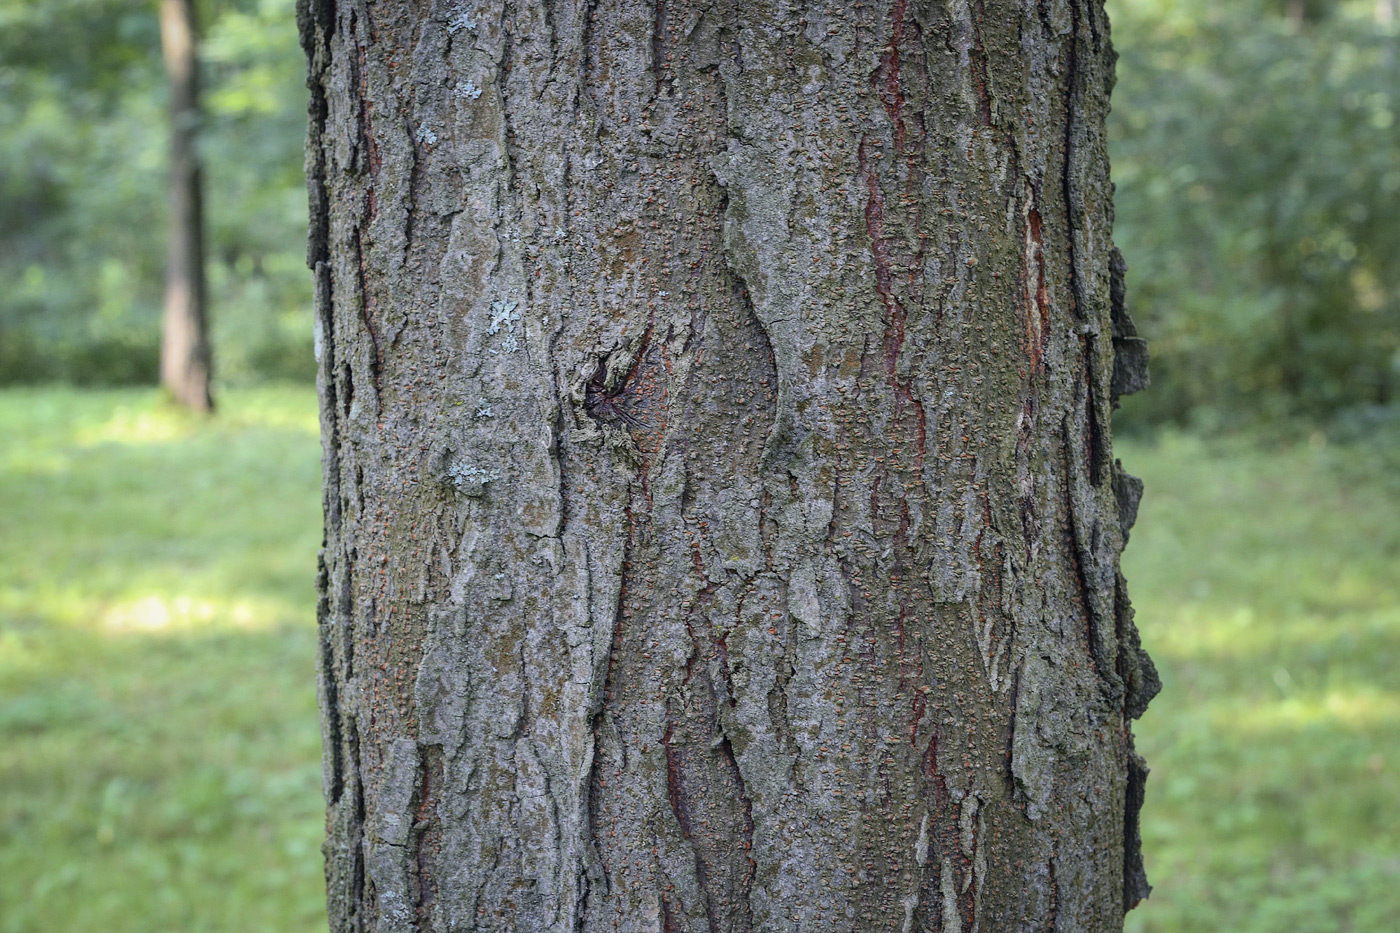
661, 718, 689, 833
923, 730, 980, 927
660, 895, 681, 933
859, 137, 928, 472
864, 0, 930, 473
879, 0, 909, 154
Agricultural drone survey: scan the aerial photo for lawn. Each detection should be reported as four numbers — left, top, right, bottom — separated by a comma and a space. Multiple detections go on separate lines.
1120, 428, 1400, 932
0, 389, 325, 932
1, 388, 1396, 931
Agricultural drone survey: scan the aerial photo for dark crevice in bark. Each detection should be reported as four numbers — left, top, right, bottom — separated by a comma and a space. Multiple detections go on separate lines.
650, 0, 667, 83
1033, 0, 1055, 46
319, 562, 346, 805
584, 496, 634, 910
405, 124, 422, 257
967, 0, 996, 127
1024, 191, 1051, 375
337, 556, 355, 679
1041, 851, 1060, 932
921, 725, 976, 930
1061, 421, 1117, 698
1082, 332, 1105, 487
1061, 0, 1084, 321
412, 744, 443, 930
579, 0, 599, 113
1084, 0, 1103, 51
1004, 661, 1021, 795
340, 361, 354, 413
662, 664, 756, 933
726, 267, 780, 472
351, 11, 381, 178
352, 227, 383, 389
659, 890, 682, 933
347, 722, 367, 930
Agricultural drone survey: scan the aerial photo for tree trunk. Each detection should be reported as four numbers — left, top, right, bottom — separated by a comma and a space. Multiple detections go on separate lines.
160, 0, 212, 411
301, 1, 1158, 930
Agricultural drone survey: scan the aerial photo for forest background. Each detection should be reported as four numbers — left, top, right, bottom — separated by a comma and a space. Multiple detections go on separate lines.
1, 0, 1397, 930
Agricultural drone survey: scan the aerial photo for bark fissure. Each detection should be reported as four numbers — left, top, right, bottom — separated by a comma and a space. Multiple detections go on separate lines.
307, 1, 1156, 928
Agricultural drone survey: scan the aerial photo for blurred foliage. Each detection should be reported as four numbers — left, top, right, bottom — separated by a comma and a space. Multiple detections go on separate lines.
1110, 0, 1400, 427
1, 0, 1396, 425
0, 0, 312, 387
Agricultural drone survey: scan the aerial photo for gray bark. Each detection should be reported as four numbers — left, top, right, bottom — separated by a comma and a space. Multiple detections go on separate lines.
301, 1, 1158, 930
159, 0, 213, 412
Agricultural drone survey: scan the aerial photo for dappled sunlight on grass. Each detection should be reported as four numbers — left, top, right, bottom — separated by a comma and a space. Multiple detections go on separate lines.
1, 585, 303, 639
1120, 430, 1400, 933
0, 387, 319, 472
3, 389, 1397, 931
72, 403, 204, 447
96, 592, 293, 634
0, 388, 325, 933
1194, 687, 1400, 734
1148, 602, 1400, 661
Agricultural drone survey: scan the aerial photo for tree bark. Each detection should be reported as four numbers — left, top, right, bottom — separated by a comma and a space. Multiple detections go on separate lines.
160, 0, 212, 411
301, 1, 1158, 930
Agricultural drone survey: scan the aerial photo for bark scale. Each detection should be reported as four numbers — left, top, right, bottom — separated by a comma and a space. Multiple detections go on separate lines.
160, 0, 213, 412
301, 1, 1158, 930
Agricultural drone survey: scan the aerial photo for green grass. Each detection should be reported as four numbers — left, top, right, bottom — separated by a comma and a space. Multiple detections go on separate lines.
0, 388, 325, 932
1121, 430, 1400, 932
1, 388, 1396, 931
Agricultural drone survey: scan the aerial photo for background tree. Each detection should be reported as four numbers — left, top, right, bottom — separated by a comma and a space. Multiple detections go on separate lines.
0, 0, 312, 388
159, 0, 213, 411
303, 1, 1157, 930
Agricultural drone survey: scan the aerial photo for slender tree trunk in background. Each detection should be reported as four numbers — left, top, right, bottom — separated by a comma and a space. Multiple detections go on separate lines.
159, 0, 212, 411
301, 0, 1158, 929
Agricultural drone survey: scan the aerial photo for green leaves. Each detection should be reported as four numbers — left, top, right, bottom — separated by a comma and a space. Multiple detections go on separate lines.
1110, 0, 1400, 426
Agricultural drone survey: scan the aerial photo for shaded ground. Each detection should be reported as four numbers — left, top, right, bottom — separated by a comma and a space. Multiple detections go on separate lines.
0, 388, 1395, 930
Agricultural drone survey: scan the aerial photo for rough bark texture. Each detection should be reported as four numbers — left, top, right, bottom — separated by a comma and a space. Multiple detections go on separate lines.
159, 0, 213, 412
301, 1, 1159, 930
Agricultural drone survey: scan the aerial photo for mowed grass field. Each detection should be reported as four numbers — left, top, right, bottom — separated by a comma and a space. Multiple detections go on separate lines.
0, 389, 325, 932
1, 387, 1397, 931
